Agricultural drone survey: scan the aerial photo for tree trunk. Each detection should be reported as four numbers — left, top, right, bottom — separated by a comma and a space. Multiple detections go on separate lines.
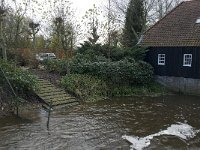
0, 18, 7, 61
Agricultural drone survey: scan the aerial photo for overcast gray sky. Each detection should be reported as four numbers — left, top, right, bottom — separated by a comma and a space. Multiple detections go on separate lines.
5, 0, 118, 44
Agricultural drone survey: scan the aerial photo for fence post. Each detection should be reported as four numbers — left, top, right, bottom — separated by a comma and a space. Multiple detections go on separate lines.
47, 100, 52, 130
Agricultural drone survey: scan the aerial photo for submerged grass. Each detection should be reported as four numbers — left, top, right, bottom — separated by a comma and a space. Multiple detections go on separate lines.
61, 73, 168, 102
109, 82, 168, 97
60, 74, 108, 102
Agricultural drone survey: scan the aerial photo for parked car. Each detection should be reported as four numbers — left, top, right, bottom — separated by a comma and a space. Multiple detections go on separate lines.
36, 53, 56, 62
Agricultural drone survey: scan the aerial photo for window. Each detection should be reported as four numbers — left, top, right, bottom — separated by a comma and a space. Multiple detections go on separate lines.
196, 17, 200, 24
183, 54, 192, 67
158, 54, 165, 65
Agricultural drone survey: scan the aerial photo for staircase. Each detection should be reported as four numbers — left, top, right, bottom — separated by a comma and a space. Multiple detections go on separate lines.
36, 78, 79, 109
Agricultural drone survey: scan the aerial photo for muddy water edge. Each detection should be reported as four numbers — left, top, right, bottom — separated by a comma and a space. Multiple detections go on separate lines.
0, 95, 200, 150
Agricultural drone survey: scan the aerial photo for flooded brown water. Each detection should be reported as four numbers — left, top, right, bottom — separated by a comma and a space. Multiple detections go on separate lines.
0, 95, 200, 150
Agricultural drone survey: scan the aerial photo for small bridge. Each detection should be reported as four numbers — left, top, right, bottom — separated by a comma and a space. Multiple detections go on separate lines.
35, 78, 79, 109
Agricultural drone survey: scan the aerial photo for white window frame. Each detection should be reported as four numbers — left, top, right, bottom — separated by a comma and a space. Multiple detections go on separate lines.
158, 54, 165, 65
196, 17, 200, 24
183, 54, 192, 67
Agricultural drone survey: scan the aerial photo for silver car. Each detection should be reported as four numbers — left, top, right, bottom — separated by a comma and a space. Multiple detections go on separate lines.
36, 53, 56, 62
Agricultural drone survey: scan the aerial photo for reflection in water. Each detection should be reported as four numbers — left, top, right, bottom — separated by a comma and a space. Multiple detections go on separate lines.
0, 95, 200, 149
123, 122, 200, 150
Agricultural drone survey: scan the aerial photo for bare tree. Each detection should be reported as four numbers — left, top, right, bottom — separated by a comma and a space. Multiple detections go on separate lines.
28, 21, 40, 53
103, 0, 122, 46
154, 0, 182, 20
111, 0, 128, 24
4, 0, 31, 49
53, 2, 77, 58
82, 4, 101, 45
111, 0, 182, 26
45, 0, 79, 74
12, 0, 29, 48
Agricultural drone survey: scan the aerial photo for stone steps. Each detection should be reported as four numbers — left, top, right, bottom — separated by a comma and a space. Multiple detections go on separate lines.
35, 77, 79, 108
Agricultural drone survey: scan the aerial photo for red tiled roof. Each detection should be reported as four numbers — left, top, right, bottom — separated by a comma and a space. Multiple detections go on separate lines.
140, 0, 200, 47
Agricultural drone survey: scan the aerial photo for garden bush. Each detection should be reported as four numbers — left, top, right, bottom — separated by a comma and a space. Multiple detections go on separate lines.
77, 41, 105, 57
0, 60, 37, 96
60, 74, 108, 102
44, 58, 154, 86
71, 59, 154, 86
44, 54, 109, 75
77, 42, 148, 61
43, 59, 67, 74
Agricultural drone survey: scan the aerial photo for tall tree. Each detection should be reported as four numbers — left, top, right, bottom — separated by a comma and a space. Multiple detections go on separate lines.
82, 4, 101, 46
54, 17, 75, 58
12, 0, 29, 48
112, 0, 182, 25
122, 0, 146, 47
155, 0, 181, 20
47, 0, 78, 59
36, 35, 46, 49
4, 0, 31, 49
0, 1, 7, 60
104, 0, 120, 46
28, 21, 40, 54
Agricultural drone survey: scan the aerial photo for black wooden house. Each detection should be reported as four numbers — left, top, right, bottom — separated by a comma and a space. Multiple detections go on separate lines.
140, 0, 200, 94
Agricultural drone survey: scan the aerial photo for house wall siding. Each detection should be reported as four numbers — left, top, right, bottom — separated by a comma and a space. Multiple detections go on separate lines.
146, 47, 200, 79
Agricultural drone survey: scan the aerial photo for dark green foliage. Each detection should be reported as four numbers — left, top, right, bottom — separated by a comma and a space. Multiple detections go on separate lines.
43, 59, 69, 75
71, 59, 154, 86
0, 60, 37, 96
110, 46, 148, 61
60, 74, 108, 102
88, 27, 99, 45
77, 41, 105, 60
77, 41, 148, 61
122, 0, 146, 47
43, 54, 109, 75
76, 44, 109, 62
44, 41, 155, 99
73, 53, 109, 63
8, 70, 37, 93
44, 57, 153, 86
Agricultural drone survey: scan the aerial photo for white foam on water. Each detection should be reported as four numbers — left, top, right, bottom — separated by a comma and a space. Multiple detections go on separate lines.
122, 122, 199, 150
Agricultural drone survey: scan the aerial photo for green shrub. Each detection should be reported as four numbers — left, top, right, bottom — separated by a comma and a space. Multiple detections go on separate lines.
43, 54, 109, 75
77, 41, 148, 61
123, 46, 148, 61
8, 69, 37, 93
0, 60, 37, 96
72, 53, 109, 63
44, 58, 154, 86
43, 59, 70, 75
101, 45, 148, 61
71, 59, 154, 86
60, 74, 108, 102
77, 41, 105, 57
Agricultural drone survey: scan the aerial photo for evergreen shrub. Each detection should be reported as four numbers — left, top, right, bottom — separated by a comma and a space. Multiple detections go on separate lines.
71, 59, 154, 86
0, 60, 37, 95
